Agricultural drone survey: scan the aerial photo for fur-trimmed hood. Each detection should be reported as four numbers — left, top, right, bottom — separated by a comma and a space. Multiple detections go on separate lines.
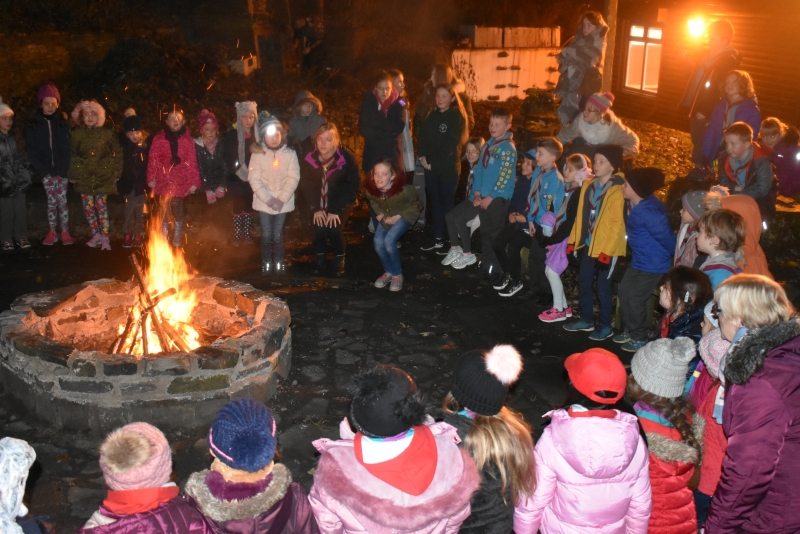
725, 319, 800, 385
364, 170, 407, 198
645, 415, 705, 465
71, 100, 106, 127
293, 91, 323, 116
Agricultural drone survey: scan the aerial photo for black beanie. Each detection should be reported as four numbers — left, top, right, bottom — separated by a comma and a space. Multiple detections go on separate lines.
593, 145, 624, 173
123, 115, 142, 132
350, 365, 426, 438
451, 345, 523, 416
625, 167, 666, 199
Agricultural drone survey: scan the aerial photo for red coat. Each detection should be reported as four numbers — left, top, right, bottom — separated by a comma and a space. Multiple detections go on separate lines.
697, 382, 727, 497
147, 128, 201, 199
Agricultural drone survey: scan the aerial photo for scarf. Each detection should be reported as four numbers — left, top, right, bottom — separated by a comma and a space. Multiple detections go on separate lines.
634, 401, 674, 427
730, 145, 754, 188
319, 152, 337, 211
103, 484, 179, 515
163, 126, 186, 167
354, 425, 437, 496
481, 132, 513, 168
373, 88, 399, 117
713, 327, 748, 423
578, 117, 613, 145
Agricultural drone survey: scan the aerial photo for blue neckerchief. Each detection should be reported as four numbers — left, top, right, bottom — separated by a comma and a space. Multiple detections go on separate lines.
457, 409, 476, 420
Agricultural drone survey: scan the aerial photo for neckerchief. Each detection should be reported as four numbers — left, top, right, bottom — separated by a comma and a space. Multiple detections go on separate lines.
731, 145, 754, 187
319, 152, 337, 211
587, 177, 614, 236
634, 401, 674, 428
524, 167, 545, 217
555, 184, 580, 229
481, 132, 513, 168
465, 165, 476, 196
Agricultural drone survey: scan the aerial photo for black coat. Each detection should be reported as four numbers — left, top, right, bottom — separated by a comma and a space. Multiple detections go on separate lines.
222, 129, 254, 182
194, 138, 227, 191
0, 129, 33, 198
298, 147, 360, 216
663, 306, 706, 346
358, 91, 406, 173
417, 107, 466, 176
117, 136, 149, 196
680, 49, 741, 119
23, 108, 71, 179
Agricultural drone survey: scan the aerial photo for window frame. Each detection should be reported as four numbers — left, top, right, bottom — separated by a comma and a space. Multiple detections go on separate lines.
623, 22, 664, 95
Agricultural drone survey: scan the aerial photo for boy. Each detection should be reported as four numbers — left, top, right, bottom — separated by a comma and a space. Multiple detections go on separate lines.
718, 121, 777, 221
563, 145, 626, 341
118, 111, 149, 248
616, 168, 676, 352
0, 101, 33, 251
697, 209, 745, 288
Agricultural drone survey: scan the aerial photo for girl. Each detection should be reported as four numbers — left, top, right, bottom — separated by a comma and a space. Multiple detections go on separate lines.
70, 100, 122, 250
556, 92, 640, 158
0, 437, 50, 534
117, 111, 149, 249
298, 123, 360, 276
675, 190, 708, 267
657, 265, 714, 344
414, 64, 475, 135
761, 116, 800, 198
309, 365, 480, 533
418, 84, 468, 250
146, 109, 201, 247
248, 115, 300, 275
440, 137, 484, 262
628, 337, 703, 534
0, 102, 33, 251
442, 346, 535, 533
288, 91, 326, 155
194, 109, 227, 209
388, 69, 417, 177
539, 154, 592, 322
365, 158, 422, 292
702, 70, 761, 166
514, 347, 651, 534
24, 82, 73, 246
358, 71, 407, 174
223, 101, 259, 246
456, 137, 483, 203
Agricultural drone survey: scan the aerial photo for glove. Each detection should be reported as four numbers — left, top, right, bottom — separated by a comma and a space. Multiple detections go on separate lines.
566, 244, 575, 255
597, 253, 611, 265
271, 198, 284, 211
215, 186, 226, 198
206, 190, 217, 204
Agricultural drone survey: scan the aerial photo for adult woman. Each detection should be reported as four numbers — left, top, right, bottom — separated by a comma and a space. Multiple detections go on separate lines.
414, 63, 475, 135
705, 274, 800, 533
299, 123, 360, 276
556, 92, 639, 159
223, 101, 259, 246
358, 72, 406, 174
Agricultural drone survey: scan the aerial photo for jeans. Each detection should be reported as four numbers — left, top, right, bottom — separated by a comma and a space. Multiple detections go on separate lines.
374, 218, 411, 276
259, 211, 288, 263
577, 248, 615, 328
445, 200, 481, 253
694, 490, 712, 528
492, 224, 530, 280
619, 267, 664, 341
424, 169, 459, 240
0, 192, 27, 243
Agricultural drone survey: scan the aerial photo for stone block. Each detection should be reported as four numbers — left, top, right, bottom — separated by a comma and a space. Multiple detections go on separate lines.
212, 285, 237, 309
168, 375, 229, 394
57, 312, 87, 325
242, 343, 264, 367
120, 382, 158, 396
71, 360, 96, 377
103, 362, 139, 376
236, 359, 272, 379
59, 379, 113, 394
263, 325, 287, 358
142, 354, 190, 376
238, 290, 270, 315
71, 295, 100, 311
10, 283, 87, 316
8, 330, 72, 366
94, 280, 134, 295
195, 346, 239, 369
106, 306, 126, 322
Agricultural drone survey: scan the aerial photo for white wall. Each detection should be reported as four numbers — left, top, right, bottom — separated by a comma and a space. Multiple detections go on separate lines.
452, 48, 560, 101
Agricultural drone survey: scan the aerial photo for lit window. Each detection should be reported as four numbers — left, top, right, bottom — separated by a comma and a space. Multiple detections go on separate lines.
647, 28, 662, 39
630, 26, 645, 37
625, 25, 663, 93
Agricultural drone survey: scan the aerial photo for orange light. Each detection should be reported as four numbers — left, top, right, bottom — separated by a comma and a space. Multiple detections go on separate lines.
273, 159, 279, 167
688, 18, 705, 38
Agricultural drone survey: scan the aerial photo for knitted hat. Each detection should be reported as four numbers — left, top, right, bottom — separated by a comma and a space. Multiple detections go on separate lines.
682, 190, 708, 221
197, 109, 219, 131
522, 148, 537, 160
0, 100, 12, 118
350, 365, 426, 438
593, 144, 624, 173
258, 112, 283, 138
541, 211, 557, 228
564, 348, 627, 404
99, 422, 172, 491
122, 114, 142, 132
625, 167, 665, 199
586, 92, 615, 114
208, 399, 277, 473
631, 337, 697, 398
37, 82, 61, 104
71, 100, 106, 128
0, 437, 36, 531
451, 345, 523, 416
703, 301, 718, 328
699, 328, 730, 378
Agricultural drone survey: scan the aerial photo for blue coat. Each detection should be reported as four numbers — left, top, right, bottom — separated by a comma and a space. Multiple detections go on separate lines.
626, 195, 675, 274
473, 135, 517, 200
702, 97, 761, 164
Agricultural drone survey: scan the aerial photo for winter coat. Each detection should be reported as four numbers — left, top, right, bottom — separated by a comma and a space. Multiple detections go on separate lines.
223, 128, 255, 183
626, 195, 676, 274
472, 134, 517, 201
513, 409, 651, 534
696, 381, 726, 497
702, 98, 761, 164
70, 126, 122, 196
555, 22, 609, 124
23, 108, 71, 179
719, 195, 772, 278
659, 307, 705, 345
680, 48, 741, 119
417, 107, 467, 176
674, 223, 699, 268
194, 138, 227, 192
248, 144, 301, 214
557, 113, 640, 157
147, 128, 201, 199
288, 92, 326, 155
0, 129, 33, 198
358, 90, 407, 173
364, 174, 422, 229
771, 130, 800, 197
309, 418, 481, 534
413, 80, 475, 134
718, 141, 777, 221
705, 320, 800, 534
78, 496, 210, 534
117, 136, 149, 196
569, 175, 627, 258
185, 464, 319, 534
298, 147, 360, 216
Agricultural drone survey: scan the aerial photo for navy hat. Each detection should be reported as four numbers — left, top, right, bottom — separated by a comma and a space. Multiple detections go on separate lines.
626, 167, 666, 199
593, 145, 624, 173
122, 115, 142, 132
208, 400, 277, 472
522, 149, 537, 160
350, 365, 426, 438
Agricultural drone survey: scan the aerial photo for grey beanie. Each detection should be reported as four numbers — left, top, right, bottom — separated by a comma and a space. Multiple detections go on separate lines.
631, 337, 696, 398
682, 190, 708, 222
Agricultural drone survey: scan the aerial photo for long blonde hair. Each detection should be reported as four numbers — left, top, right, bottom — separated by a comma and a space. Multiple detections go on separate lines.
443, 393, 535, 504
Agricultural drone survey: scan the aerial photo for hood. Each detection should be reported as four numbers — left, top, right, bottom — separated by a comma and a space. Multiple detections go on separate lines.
71, 101, 106, 128
293, 91, 323, 115
546, 409, 641, 479
720, 195, 763, 242
0, 438, 36, 534
725, 319, 800, 385
364, 171, 408, 198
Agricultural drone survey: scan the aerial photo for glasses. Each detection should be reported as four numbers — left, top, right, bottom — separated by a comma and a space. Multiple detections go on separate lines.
711, 303, 723, 320
584, 106, 601, 114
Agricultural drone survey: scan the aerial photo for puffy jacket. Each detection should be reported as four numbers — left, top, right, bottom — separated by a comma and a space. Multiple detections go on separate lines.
364, 174, 422, 229
147, 127, 201, 199
556, 113, 640, 156
706, 320, 800, 534
702, 98, 761, 164
0, 129, 33, 197
718, 141, 777, 221
23, 108, 71, 179
298, 147, 360, 216
117, 136, 149, 196
70, 126, 122, 195
248, 144, 300, 214
358, 90, 407, 173
660, 307, 705, 345
719, 195, 772, 278
309, 418, 480, 534
78, 496, 210, 534
697, 381, 726, 498
771, 132, 800, 197
417, 107, 467, 176
514, 409, 651, 534
568, 175, 627, 258
626, 195, 675, 274
194, 138, 227, 192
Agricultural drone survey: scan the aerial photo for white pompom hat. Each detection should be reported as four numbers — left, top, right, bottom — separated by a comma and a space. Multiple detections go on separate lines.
451, 345, 523, 416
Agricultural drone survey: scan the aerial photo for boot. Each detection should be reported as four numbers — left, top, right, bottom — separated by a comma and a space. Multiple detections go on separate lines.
313, 253, 326, 275
262, 261, 272, 275
274, 261, 285, 275
172, 221, 185, 247
334, 254, 346, 277
242, 213, 254, 245
232, 214, 242, 247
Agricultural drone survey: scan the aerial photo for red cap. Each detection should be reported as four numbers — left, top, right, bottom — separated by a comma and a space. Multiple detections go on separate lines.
564, 348, 627, 404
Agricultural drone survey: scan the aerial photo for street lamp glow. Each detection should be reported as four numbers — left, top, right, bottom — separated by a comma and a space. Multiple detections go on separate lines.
688, 18, 705, 38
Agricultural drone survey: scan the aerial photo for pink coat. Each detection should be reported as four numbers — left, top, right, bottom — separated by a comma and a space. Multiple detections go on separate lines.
308, 418, 480, 534
147, 128, 201, 198
514, 410, 652, 534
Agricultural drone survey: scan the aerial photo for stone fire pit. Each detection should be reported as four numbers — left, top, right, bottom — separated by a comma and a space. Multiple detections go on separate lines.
0, 277, 291, 433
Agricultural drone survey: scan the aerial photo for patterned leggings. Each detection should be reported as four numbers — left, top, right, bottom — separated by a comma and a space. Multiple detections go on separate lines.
43, 175, 69, 230
81, 194, 109, 236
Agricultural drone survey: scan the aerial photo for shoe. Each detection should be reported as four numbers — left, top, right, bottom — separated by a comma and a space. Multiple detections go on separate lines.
451, 253, 477, 269
389, 275, 403, 292
493, 273, 512, 290
122, 234, 133, 248
86, 233, 102, 248
99, 235, 111, 251
563, 320, 595, 332
334, 254, 345, 276
621, 339, 648, 352
441, 247, 463, 266
420, 239, 444, 251
499, 279, 524, 297
612, 332, 632, 344
274, 261, 285, 274
539, 307, 571, 323
132, 234, 143, 248
16, 239, 31, 249
2, 242, 13, 251
435, 242, 450, 255
262, 261, 272, 275
313, 253, 326, 275
60, 231, 74, 245
374, 272, 392, 288
172, 221, 184, 247
43, 229, 57, 246
588, 326, 614, 341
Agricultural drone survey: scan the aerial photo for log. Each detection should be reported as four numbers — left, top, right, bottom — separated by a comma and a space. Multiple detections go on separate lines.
109, 307, 135, 353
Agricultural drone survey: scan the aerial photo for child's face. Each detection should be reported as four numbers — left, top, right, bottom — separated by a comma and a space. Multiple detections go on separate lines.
488, 116, 512, 139
696, 226, 720, 254
126, 130, 143, 144
265, 130, 282, 148
582, 18, 598, 36
621, 180, 641, 202
680, 207, 696, 225
535, 147, 557, 169
300, 102, 314, 116
593, 153, 613, 178
316, 130, 336, 156
725, 133, 751, 160
166, 112, 184, 132
582, 103, 602, 124
760, 129, 781, 149
659, 283, 672, 311
563, 162, 579, 184
724, 73, 742, 101
240, 112, 255, 132
435, 88, 454, 111
521, 158, 534, 176
201, 123, 218, 143
41, 97, 58, 116
373, 163, 394, 190
375, 80, 392, 102
465, 143, 480, 164
83, 109, 99, 128
0, 114, 12, 133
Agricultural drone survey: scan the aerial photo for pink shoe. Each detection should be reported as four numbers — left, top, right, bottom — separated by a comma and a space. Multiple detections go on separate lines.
539, 307, 571, 323
100, 235, 111, 251
42, 229, 57, 246
86, 233, 102, 248
60, 231, 74, 245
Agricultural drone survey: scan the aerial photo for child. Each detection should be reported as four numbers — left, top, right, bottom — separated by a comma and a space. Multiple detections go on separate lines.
656, 266, 713, 345
117, 111, 149, 249
441, 346, 535, 533
194, 109, 227, 210
223, 101, 259, 246
760, 117, 800, 198
24, 82, 73, 246
564, 145, 627, 341
616, 167, 675, 352
538, 154, 592, 320
440, 137, 485, 267
309, 365, 480, 533
365, 158, 422, 291
248, 115, 300, 275
717, 121, 777, 222
80, 422, 208, 533
556, 92, 640, 158
628, 337, 703, 534
184, 400, 318, 532
702, 70, 761, 165
147, 109, 201, 247
288, 91, 326, 155
1, 437, 52, 534
70, 100, 122, 250
514, 348, 651, 534
675, 190, 708, 268
696, 208, 745, 288
0, 101, 33, 251
358, 71, 407, 174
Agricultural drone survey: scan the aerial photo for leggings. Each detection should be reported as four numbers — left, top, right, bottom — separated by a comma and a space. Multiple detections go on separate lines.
43, 175, 69, 231
545, 266, 568, 310
81, 194, 109, 236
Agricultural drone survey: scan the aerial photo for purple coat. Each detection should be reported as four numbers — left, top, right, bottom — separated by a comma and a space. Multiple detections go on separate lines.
705, 320, 800, 533
772, 137, 800, 197
702, 97, 761, 164
77, 496, 211, 534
